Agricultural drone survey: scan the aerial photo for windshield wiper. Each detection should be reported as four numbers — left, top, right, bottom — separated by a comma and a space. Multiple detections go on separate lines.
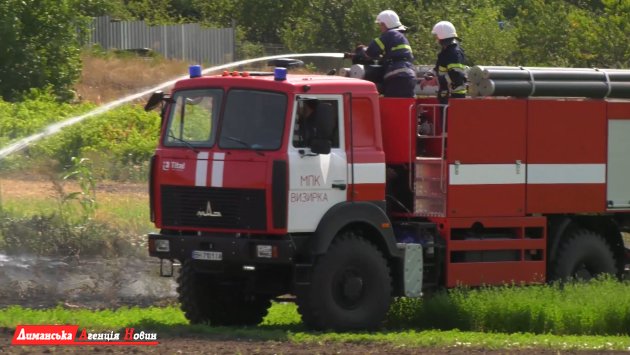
168, 131, 199, 153
223, 136, 264, 156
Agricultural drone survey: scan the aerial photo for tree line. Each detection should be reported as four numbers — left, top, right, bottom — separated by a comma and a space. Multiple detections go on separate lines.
1, 0, 629, 101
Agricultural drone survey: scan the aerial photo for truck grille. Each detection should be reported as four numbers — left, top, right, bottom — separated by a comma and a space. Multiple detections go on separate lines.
161, 186, 266, 230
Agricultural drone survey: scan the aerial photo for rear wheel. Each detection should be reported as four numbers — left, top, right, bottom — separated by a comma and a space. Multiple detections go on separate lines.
296, 233, 392, 331
550, 229, 617, 282
177, 260, 271, 326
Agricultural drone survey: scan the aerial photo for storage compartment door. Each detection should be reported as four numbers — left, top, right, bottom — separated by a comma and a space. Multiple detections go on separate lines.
607, 119, 630, 209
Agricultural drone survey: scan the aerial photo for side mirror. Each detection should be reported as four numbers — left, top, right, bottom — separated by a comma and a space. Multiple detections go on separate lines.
144, 91, 164, 111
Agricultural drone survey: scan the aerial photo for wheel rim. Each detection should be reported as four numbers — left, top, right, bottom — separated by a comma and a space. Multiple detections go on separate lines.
332, 266, 366, 309
573, 263, 593, 280
571, 255, 607, 281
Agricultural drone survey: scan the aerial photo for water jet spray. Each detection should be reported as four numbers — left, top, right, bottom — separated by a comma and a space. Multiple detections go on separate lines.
0, 53, 343, 160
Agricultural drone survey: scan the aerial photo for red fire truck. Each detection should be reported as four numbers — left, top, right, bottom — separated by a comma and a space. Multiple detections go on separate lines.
146, 64, 630, 330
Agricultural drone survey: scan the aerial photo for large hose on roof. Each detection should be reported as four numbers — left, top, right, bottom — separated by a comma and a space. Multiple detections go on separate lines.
468, 66, 630, 99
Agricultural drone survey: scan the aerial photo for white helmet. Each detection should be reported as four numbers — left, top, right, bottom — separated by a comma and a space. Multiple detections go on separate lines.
431, 21, 458, 40
375, 10, 407, 31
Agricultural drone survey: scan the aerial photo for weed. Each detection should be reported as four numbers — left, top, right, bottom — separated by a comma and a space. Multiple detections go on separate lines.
386, 277, 630, 336
0, 212, 137, 258
0, 163, 144, 258
62, 157, 97, 223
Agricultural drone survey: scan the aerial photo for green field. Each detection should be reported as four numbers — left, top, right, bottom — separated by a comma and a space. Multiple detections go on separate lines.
2, 299, 630, 351
0, 175, 153, 256
0, 192, 152, 235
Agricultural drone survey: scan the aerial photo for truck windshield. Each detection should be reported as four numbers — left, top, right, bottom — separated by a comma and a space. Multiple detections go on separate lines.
219, 89, 287, 151
164, 89, 223, 148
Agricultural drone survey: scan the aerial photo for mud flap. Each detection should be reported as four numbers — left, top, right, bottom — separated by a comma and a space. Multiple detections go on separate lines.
293, 263, 312, 289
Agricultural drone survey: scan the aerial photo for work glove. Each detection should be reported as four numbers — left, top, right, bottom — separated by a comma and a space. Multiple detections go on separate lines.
351, 45, 370, 64
354, 45, 368, 57
420, 76, 438, 89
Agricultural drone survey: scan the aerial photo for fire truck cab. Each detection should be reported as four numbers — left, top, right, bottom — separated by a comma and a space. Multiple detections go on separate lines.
147, 66, 630, 331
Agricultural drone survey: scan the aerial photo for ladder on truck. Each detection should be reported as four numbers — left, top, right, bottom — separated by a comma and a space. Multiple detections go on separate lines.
414, 104, 448, 218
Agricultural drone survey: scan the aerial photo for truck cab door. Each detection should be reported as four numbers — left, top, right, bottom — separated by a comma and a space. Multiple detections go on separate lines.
287, 95, 347, 232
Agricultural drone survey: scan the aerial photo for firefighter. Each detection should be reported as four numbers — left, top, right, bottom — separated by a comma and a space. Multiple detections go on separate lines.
294, 99, 318, 147
356, 10, 416, 98
421, 21, 468, 104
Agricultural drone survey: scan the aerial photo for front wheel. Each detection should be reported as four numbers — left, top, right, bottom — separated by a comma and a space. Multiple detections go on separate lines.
177, 259, 271, 326
296, 233, 392, 331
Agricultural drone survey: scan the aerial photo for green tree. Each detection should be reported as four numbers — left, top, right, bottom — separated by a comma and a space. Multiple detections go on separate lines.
281, 0, 430, 53
124, 0, 175, 24
564, 7, 600, 67
591, 0, 630, 68
187, 0, 237, 27
462, 5, 518, 66
236, 0, 300, 44
512, 0, 574, 66
565, 0, 605, 11
73, 0, 130, 18
0, 0, 89, 101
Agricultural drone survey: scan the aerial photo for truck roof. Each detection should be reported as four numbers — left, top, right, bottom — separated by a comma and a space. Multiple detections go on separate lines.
173, 73, 379, 95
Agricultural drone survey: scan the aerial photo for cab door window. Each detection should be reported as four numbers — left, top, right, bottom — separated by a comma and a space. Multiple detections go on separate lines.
293, 98, 340, 149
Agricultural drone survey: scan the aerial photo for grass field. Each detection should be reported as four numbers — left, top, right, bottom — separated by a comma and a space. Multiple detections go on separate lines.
0, 177, 153, 237
2, 299, 630, 351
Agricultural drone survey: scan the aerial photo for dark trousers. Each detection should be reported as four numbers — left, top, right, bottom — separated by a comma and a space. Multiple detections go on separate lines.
437, 93, 466, 135
382, 76, 417, 98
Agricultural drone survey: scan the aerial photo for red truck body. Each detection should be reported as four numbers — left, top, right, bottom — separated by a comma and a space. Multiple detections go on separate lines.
382, 97, 630, 287
147, 69, 630, 330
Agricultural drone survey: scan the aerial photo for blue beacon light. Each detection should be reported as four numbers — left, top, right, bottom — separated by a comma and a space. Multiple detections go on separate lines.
274, 67, 287, 81
189, 65, 202, 78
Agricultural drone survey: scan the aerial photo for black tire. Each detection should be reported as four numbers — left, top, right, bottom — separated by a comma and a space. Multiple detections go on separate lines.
296, 233, 392, 331
550, 229, 618, 282
177, 260, 271, 326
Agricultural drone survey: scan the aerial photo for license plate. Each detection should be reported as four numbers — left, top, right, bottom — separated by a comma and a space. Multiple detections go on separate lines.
192, 250, 222, 261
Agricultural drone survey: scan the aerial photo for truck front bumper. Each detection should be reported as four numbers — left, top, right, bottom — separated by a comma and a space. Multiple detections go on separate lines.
147, 232, 296, 265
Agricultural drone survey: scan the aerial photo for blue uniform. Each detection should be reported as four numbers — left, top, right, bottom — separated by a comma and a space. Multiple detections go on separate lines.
434, 40, 467, 104
366, 29, 416, 98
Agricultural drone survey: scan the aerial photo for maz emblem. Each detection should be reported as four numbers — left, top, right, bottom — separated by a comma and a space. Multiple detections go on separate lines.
197, 202, 222, 217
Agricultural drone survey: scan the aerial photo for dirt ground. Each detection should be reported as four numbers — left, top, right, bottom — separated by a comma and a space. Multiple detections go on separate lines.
0, 176, 147, 199
2, 330, 627, 355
